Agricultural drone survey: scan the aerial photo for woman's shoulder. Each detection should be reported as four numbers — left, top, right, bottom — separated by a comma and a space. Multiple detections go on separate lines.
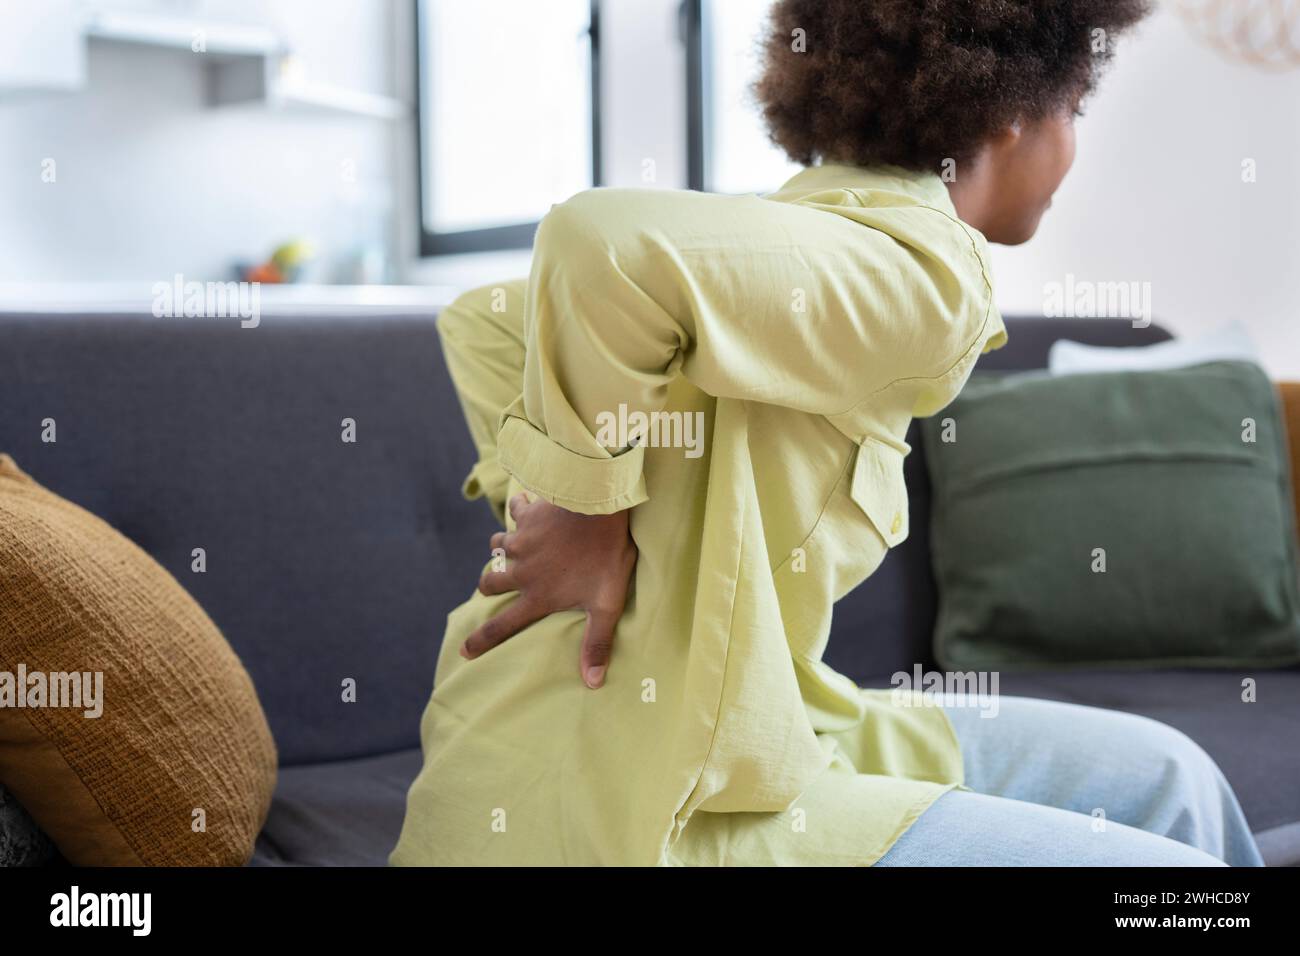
534, 185, 738, 257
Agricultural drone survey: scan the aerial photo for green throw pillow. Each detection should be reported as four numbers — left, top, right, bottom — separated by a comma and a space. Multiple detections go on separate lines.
920, 360, 1300, 671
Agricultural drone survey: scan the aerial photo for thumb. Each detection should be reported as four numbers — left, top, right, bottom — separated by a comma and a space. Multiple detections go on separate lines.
579, 608, 618, 689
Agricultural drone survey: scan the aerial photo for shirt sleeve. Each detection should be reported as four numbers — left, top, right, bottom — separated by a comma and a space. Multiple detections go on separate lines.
497, 186, 996, 514
435, 278, 529, 528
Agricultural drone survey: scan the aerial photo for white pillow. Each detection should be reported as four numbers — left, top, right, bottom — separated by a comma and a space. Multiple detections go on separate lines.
1048, 320, 1261, 375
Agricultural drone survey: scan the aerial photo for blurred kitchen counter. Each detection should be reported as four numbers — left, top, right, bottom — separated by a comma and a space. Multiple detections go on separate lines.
0, 282, 461, 316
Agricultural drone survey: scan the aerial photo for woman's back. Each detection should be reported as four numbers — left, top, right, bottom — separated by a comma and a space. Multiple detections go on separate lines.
391, 168, 1007, 865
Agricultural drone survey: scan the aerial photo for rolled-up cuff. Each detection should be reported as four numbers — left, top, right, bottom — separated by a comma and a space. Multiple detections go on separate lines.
460, 458, 510, 526
496, 408, 648, 515
461, 458, 508, 503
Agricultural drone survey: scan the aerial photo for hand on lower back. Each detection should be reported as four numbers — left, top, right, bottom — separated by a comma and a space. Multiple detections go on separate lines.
462, 492, 637, 689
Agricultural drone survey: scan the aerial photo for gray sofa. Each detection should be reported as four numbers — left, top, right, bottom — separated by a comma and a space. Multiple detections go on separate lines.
1, 309, 1296, 866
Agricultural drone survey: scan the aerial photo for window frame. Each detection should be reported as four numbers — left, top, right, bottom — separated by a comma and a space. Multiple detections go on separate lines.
414, 0, 603, 257
682, 0, 708, 192
684, 0, 807, 196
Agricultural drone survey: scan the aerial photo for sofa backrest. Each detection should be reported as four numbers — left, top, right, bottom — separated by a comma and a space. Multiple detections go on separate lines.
0, 310, 1170, 762
0, 311, 498, 766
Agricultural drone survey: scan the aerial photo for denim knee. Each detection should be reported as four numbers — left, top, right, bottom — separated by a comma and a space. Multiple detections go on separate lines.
1122, 714, 1232, 800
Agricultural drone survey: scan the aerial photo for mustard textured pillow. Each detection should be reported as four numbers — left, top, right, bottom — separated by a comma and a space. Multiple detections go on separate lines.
0, 455, 276, 865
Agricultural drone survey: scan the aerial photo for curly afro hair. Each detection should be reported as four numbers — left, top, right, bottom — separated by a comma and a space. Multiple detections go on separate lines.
754, 0, 1151, 172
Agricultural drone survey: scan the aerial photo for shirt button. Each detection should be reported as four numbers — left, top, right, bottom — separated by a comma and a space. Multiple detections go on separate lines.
890, 512, 903, 535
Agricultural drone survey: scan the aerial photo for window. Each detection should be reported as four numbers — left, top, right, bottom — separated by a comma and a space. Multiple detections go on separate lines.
686, 0, 801, 195
416, 0, 600, 255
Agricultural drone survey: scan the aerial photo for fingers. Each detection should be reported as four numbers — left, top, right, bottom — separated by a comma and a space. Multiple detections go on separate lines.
477, 564, 520, 596
507, 491, 533, 525
579, 608, 619, 689
491, 530, 525, 555
484, 530, 518, 574
461, 599, 547, 660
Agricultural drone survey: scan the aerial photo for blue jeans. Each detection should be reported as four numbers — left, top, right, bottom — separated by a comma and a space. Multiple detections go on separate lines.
874, 695, 1265, 866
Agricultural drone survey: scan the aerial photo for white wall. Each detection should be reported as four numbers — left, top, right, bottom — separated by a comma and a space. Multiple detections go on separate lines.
0, 0, 401, 285
988, 3, 1300, 378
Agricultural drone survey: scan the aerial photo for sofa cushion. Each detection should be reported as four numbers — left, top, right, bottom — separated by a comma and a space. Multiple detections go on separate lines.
1280, 382, 1300, 536
919, 361, 1300, 670
0, 454, 277, 866
825, 318, 1175, 682
251, 748, 421, 866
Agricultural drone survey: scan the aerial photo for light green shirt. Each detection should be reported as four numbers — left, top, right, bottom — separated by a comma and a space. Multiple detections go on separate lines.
392, 163, 1008, 866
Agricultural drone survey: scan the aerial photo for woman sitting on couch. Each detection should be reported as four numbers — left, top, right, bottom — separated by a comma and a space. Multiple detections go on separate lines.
392, 0, 1264, 867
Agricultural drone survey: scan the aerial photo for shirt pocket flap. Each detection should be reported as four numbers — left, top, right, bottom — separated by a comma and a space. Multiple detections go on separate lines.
849, 438, 910, 548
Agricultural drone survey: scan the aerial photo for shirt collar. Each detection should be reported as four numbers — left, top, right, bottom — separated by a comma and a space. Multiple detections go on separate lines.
771, 162, 955, 213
